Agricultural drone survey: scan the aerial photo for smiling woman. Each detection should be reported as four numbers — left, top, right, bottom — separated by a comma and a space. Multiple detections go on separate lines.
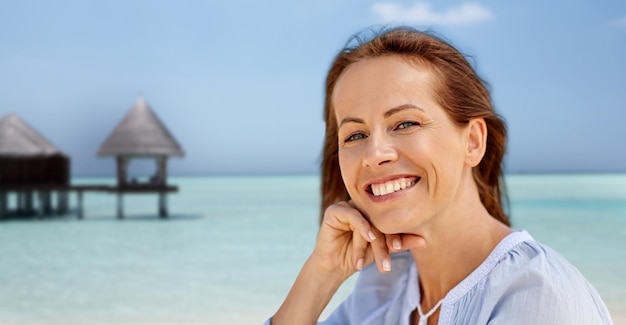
268, 27, 613, 325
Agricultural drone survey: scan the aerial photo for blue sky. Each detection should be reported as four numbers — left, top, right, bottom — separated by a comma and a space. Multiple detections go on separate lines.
1, 1, 625, 176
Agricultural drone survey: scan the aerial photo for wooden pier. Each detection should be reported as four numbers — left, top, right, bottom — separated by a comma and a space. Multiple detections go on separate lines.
0, 184, 178, 220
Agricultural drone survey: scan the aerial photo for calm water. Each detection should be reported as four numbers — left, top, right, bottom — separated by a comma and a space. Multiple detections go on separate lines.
0, 174, 624, 324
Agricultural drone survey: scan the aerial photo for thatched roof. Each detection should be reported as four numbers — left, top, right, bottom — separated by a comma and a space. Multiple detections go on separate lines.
98, 97, 185, 157
0, 113, 65, 157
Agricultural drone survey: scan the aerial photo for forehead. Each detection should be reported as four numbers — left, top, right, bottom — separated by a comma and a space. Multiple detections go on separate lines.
332, 56, 438, 116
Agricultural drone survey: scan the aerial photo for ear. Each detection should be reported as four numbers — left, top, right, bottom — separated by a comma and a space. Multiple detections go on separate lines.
465, 118, 487, 167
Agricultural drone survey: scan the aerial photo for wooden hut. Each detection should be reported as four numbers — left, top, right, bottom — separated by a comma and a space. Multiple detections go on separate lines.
0, 113, 70, 218
97, 97, 184, 218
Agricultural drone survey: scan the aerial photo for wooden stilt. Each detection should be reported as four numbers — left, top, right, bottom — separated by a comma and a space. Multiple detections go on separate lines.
0, 191, 7, 219
37, 191, 44, 218
16, 191, 24, 215
77, 191, 84, 220
159, 192, 167, 218
117, 193, 124, 220
25, 191, 34, 215
157, 157, 167, 185
57, 191, 68, 215
16, 192, 20, 215
43, 191, 52, 215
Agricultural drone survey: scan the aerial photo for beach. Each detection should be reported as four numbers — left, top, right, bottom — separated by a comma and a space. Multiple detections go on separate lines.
0, 174, 624, 324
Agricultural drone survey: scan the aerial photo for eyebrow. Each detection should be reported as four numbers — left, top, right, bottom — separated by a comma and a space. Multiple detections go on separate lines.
338, 117, 364, 128
384, 104, 425, 118
338, 104, 425, 128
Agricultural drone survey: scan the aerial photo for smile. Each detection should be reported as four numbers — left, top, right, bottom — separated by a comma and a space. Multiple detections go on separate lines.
369, 176, 420, 197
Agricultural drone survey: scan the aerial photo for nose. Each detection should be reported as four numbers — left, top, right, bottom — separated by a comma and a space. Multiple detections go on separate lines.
362, 131, 398, 168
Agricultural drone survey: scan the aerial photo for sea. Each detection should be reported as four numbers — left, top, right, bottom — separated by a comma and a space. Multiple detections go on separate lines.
0, 174, 624, 325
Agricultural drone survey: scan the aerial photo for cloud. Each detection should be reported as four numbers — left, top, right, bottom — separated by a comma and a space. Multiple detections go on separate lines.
371, 2, 494, 26
614, 15, 626, 27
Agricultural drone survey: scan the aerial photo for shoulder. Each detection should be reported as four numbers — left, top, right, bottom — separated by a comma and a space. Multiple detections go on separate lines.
482, 232, 612, 324
487, 237, 596, 297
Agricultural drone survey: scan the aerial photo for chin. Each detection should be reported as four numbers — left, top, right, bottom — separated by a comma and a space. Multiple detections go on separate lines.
368, 213, 411, 235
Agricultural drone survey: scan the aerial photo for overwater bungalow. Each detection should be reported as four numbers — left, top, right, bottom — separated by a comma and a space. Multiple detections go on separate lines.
0, 113, 70, 218
98, 97, 185, 218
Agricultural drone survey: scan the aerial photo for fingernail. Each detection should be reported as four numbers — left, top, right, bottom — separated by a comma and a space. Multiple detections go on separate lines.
392, 239, 401, 250
356, 258, 364, 270
368, 231, 376, 240
383, 259, 391, 272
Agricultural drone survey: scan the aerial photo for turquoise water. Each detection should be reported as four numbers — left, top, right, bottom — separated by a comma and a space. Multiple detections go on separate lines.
0, 174, 624, 324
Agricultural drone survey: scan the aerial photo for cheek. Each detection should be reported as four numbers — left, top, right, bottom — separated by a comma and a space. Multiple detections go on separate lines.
424, 131, 464, 162
338, 150, 360, 193
429, 138, 467, 188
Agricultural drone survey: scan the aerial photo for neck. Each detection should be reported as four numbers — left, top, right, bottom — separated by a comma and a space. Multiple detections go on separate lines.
409, 174, 511, 309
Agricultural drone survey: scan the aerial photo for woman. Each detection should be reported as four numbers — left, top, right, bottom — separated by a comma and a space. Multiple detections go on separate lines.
269, 27, 612, 324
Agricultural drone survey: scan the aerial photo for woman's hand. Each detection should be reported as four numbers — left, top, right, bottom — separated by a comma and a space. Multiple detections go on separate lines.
311, 201, 426, 280
312, 201, 388, 279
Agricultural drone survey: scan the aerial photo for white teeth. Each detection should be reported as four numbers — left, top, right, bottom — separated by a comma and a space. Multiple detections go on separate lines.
370, 177, 418, 197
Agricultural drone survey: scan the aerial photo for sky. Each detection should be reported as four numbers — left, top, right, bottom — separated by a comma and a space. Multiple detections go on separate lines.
1, 0, 625, 176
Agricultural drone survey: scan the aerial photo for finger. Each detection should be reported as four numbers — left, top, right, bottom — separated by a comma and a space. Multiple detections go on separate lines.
385, 234, 403, 252
398, 233, 427, 250
352, 229, 369, 271
369, 227, 391, 273
325, 202, 376, 242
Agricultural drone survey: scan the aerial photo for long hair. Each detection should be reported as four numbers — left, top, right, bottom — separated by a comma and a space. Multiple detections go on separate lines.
320, 27, 510, 226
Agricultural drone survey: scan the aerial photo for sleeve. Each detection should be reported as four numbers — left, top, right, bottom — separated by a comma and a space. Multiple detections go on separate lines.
318, 297, 351, 325
261, 291, 352, 325
263, 303, 350, 325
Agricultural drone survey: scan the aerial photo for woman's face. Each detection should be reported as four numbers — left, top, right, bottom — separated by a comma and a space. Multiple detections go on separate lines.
333, 55, 471, 235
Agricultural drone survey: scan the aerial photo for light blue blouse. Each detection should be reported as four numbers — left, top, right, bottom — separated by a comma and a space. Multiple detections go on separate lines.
269, 230, 614, 324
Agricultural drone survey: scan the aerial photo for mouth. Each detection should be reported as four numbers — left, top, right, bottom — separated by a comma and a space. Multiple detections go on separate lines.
367, 176, 420, 197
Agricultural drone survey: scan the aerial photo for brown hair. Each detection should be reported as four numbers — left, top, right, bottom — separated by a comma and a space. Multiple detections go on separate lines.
321, 27, 510, 226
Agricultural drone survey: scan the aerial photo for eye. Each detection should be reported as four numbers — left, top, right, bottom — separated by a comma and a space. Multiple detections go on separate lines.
395, 121, 420, 130
345, 132, 367, 142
